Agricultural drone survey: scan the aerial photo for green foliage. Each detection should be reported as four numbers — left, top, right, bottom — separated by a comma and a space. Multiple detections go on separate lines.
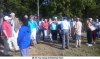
0, 0, 100, 19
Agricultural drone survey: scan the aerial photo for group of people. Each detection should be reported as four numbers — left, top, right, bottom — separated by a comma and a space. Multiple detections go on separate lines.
86, 18, 100, 46
0, 12, 100, 56
0, 13, 20, 56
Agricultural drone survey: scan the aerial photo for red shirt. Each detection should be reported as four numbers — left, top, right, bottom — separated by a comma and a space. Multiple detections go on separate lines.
43, 22, 49, 30
2, 21, 12, 38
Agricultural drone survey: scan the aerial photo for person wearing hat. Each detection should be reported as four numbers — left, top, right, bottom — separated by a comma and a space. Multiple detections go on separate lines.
10, 12, 20, 51
2, 16, 13, 55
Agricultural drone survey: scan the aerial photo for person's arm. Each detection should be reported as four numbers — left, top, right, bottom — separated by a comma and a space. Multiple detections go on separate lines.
3, 30, 8, 39
69, 23, 71, 36
74, 22, 77, 35
2, 22, 8, 39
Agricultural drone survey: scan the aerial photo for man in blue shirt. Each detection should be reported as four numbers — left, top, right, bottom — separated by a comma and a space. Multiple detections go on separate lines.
17, 17, 31, 56
61, 18, 71, 49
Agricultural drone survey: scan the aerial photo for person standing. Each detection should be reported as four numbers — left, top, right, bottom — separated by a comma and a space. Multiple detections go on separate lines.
2, 16, 12, 55
86, 18, 96, 46
38, 19, 44, 42
49, 18, 53, 41
57, 21, 62, 43
0, 17, 4, 48
61, 17, 71, 49
10, 12, 19, 51
50, 19, 58, 41
43, 19, 49, 41
28, 15, 37, 46
17, 16, 31, 56
74, 18, 82, 48
90, 18, 96, 44
70, 18, 76, 40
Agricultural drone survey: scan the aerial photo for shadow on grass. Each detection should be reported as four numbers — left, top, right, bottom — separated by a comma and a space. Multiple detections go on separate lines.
40, 40, 62, 50
40, 39, 77, 50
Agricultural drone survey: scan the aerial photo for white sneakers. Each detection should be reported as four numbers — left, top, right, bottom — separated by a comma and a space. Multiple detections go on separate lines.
88, 44, 92, 46
86, 43, 93, 46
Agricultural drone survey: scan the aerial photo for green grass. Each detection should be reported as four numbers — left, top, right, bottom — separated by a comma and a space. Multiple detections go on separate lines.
12, 38, 100, 56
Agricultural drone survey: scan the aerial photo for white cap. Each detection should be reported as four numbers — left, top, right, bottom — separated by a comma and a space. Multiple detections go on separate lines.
4, 16, 11, 20
10, 12, 15, 16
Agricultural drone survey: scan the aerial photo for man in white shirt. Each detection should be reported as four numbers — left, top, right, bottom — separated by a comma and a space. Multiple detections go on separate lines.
61, 18, 71, 49
10, 12, 19, 51
75, 18, 82, 48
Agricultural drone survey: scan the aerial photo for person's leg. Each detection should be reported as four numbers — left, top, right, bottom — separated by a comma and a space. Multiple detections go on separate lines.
42, 30, 44, 40
87, 30, 92, 44
44, 30, 49, 41
71, 27, 75, 40
54, 30, 57, 40
75, 40, 78, 48
32, 29, 37, 45
66, 31, 69, 48
77, 35, 81, 47
62, 30, 66, 49
12, 36, 19, 51
92, 30, 96, 44
20, 47, 30, 56
87, 30, 90, 44
87, 30, 92, 46
34, 29, 37, 42
59, 31, 62, 43
36, 29, 41, 43
89, 31, 92, 44
49, 30, 52, 41
44, 30, 46, 40
20, 48, 26, 56
62, 34, 65, 49
4, 38, 10, 55
7, 38, 13, 51
78, 39, 81, 47
0, 36, 4, 47
26, 47, 30, 56
51, 30, 54, 40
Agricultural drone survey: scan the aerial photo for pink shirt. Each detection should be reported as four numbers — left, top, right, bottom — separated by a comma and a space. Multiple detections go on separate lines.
43, 22, 49, 30
2, 21, 12, 38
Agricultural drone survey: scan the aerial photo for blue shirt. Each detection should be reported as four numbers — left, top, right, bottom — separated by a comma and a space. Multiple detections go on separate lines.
28, 20, 37, 32
70, 21, 76, 28
61, 20, 70, 30
39, 21, 44, 30
17, 25, 31, 49
50, 23, 57, 30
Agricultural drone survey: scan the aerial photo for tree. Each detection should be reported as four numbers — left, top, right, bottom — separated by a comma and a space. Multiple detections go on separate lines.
0, 0, 99, 19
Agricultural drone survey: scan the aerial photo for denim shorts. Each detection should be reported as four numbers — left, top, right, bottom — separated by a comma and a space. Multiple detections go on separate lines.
75, 34, 81, 40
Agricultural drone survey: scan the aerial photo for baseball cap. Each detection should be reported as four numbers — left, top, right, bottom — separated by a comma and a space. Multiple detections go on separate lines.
4, 16, 11, 20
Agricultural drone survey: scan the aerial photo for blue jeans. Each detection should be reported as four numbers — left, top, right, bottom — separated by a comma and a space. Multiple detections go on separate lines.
20, 47, 30, 56
62, 29, 69, 49
36, 29, 44, 42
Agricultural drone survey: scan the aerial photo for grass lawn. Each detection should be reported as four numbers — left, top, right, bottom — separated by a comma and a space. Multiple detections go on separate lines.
12, 37, 100, 56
